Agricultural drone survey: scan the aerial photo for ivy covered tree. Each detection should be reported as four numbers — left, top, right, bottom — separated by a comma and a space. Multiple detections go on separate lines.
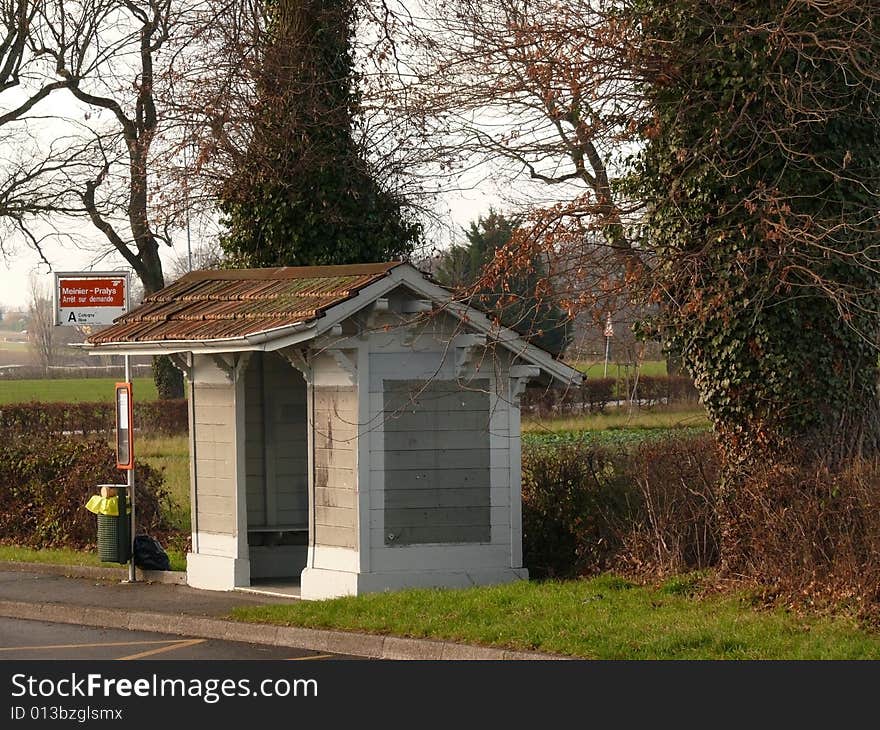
436, 210, 571, 356
631, 0, 880, 468
219, 0, 421, 266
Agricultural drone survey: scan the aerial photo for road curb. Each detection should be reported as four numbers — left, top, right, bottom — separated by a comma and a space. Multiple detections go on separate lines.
1, 560, 186, 585
0, 599, 566, 661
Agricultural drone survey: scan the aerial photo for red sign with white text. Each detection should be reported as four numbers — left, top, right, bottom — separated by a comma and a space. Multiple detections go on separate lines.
59, 278, 126, 307
56, 273, 128, 326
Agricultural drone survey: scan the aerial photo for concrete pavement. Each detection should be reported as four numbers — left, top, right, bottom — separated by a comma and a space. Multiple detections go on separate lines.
0, 563, 563, 660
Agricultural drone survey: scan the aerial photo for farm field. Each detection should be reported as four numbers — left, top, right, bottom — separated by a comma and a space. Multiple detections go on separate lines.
522, 404, 708, 436
574, 359, 668, 377
0, 338, 34, 366
0, 376, 157, 404
0, 339, 29, 351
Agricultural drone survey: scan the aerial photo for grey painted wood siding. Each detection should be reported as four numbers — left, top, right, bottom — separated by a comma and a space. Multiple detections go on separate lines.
244, 353, 308, 530
193, 383, 236, 534
313, 385, 358, 549
383, 379, 491, 545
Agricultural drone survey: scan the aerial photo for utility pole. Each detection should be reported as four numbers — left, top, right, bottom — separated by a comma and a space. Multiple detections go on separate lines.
183, 146, 193, 272
124, 356, 136, 582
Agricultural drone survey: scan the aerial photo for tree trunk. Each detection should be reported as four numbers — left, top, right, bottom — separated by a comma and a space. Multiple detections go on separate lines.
153, 355, 184, 400
665, 350, 684, 377
695, 313, 880, 469
138, 246, 182, 400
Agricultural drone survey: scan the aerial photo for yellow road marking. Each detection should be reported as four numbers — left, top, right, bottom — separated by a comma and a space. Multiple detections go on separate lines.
286, 654, 333, 661
118, 639, 205, 661
0, 639, 189, 653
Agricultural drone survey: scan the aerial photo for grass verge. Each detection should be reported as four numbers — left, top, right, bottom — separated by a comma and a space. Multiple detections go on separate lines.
0, 377, 157, 404
0, 545, 186, 572
229, 574, 880, 659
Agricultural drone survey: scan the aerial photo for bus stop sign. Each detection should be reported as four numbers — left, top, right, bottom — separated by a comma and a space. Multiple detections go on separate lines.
115, 382, 134, 470
55, 272, 129, 326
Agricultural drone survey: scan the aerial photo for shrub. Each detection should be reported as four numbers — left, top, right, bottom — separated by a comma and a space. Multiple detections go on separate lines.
521, 440, 637, 577
521, 432, 720, 579
520, 375, 699, 417
0, 364, 153, 380
523, 431, 880, 614
133, 400, 189, 435
723, 458, 880, 609
0, 433, 176, 550
614, 435, 721, 577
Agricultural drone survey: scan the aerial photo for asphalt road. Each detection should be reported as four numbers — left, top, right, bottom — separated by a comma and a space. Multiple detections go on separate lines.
0, 617, 359, 660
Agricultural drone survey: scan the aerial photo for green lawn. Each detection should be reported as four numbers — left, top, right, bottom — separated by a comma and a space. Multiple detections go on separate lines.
138, 435, 191, 532
522, 404, 708, 435
230, 574, 880, 659
0, 377, 157, 404
0, 544, 186, 572
0, 339, 29, 351
574, 359, 668, 378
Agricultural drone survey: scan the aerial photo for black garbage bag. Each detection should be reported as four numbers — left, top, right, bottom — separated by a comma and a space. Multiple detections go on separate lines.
133, 535, 172, 571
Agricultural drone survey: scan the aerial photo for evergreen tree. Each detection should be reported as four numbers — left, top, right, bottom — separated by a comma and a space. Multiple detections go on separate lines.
436, 210, 571, 356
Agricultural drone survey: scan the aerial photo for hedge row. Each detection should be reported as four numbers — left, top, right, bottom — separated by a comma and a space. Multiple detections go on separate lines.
0, 400, 188, 436
521, 433, 720, 578
522, 432, 880, 613
0, 434, 175, 550
521, 375, 699, 416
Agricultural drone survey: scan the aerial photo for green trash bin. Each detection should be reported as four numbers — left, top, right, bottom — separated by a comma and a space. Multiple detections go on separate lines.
87, 486, 131, 564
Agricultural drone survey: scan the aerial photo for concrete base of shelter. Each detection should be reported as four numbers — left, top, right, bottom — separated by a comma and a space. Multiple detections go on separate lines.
186, 553, 250, 591
300, 566, 529, 600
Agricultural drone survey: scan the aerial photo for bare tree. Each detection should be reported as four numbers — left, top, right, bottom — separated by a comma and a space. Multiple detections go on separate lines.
35, 0, 180, 295
404, 0, 644, 234
0, 0, 69, 122
401, 0, 880, 470
26, 273, 54, 369
164, 241, 223, 282
0, 0, 81, 254
1, 1, 228, 396
367, 0, 650, 352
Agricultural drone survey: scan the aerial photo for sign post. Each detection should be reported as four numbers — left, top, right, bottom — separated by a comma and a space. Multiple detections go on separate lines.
603, 314, 614, 378
116, 375, 136, 583
56, 271, 135, 582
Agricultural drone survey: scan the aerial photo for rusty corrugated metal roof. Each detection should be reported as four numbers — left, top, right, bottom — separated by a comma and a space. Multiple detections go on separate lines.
87, 262, 402, 344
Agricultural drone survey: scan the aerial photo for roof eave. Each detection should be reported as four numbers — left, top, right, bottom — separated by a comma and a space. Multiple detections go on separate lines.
80, 263, 584, 387
311, 264, 583, 387
80, 320, 316, 356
